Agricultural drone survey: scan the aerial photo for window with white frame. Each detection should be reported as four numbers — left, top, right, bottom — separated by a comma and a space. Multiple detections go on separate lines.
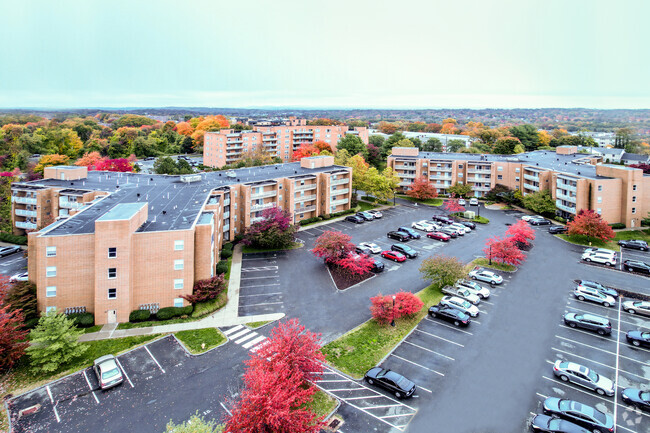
597, 197, 602, 203
46, 306, 56, 314
597, 208, 602, 214
174, 259, 184, 270
46, 246, 56, 257
46, 266, 56, 277
515, 168, 520, 173
515, 177, 520, 182
174, 279, 184, 289
108, 288, 117, 299
174, 298, 184, 308
497, 166, 503, 172
632, 207, 636, 214
46, 286, 57, 297
108, 247, 117, 258
174, 240, 184, 251
108, 268, 116, 278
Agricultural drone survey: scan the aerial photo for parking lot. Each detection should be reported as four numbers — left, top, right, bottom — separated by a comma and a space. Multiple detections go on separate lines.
238, 252, 286, 316
0, 247, 27, 280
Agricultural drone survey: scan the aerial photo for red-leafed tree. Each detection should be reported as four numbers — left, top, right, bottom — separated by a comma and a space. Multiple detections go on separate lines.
311, 230, 355, 264
406, 177, 439, 200
483, 236, 526, 266
629, 163, 650, 174
370, 291, 424, 325
182, 275, 226, 304
313, 140, 333, 153
243, 206, 297, 249
336, 254, 374, 276
566, 209, 616, 242
443, 198, 465, 213
95, 158, 134, 172
75, 151, 104, 169
292, 143, 320, 161
505, 220, 536, 248
394, 291, 424, 317
0, 305, 29, 372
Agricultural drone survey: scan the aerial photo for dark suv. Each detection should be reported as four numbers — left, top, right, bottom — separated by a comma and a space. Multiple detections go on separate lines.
370, 258, 385, 273
387, 231, 410, 242
432, 215, 454, 225
391, 243, 418, 258
618, 239, 648, 251
345, 215, 364, 224
397, 227, 421, 239
623, 260, 650, 274
564, 313, 612, 335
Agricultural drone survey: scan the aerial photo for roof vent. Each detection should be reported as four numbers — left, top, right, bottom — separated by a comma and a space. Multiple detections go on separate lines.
536, 163, 539, 166
116, 185, 119, 188
137, 193, 140, 197
577, 171, 581, 175
162, 210, 166, 215
71, 182, 74, 185
150, 178, 153, 181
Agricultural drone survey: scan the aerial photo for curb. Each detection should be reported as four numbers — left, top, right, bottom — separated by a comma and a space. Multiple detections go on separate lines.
171, 328, 230, 357
376, 322, 420, 368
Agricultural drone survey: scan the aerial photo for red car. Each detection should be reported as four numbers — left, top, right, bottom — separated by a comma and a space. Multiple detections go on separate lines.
381, 250, 406, 262
427, 231, 451, 242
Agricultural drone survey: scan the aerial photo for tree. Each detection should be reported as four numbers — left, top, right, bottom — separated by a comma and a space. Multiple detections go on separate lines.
348, 154, 369, 194
182, 275, 227, 304
505, 220, 536, 248
567, 209, 616, 242
336, 254, 374, 276
26, 312, 88, 373
406, 177, 438, 200
175, 122, 194, 137
521, 190, 556, 215
377, 121, 400, 134
419, 255, 468, 288
443, 198, 465, 213
154, 156, 180, 175
95, 158, 134, 172
447, 182, 473, 198
165, 412, 224, 433
509, 124, 540, 151
483, 236, 525, 266
380, 132, 406, 157
75, 151, 104, 169
243, 207, 297, 249
334, 148, 351, 166
34, 154, 70, 173
446, 139, 465, 152
422, 137, 443, 152
370, 291, 424, 325
292, 142, 320, 160
395, 138, 414, 148
311, 230, 354, 263
629, 163, 650, 174
336, 135, 367, 158
0, 305, 29, 371
614, 127, 634, 149
4, 281, 38, 324
366, 142, 382, 167
313, 140, 333, 153
493, 137, 522, 154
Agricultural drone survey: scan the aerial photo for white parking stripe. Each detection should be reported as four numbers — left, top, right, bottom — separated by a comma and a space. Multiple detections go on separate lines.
229, 329, 252, 340
241, 266, 278, 272
541, 376, 614, 404
223, 325, 244, 335
240, 276, 280, 280
240, 301, 283, 307
390, 354, 444, 376
145, 345, 165, 373
415, 328, 464, 347
558, 325, 615, 342
46, 385, 54, 403
344, 395, 383, 401
83, 370, 100, 404
424, 317, 473, 335
418, 385, 433, 393
235, 332, 258, 344
239, 292, 283, 297
613, 302, 622, 429
318, 379, 351, 383
403, 340, 454, 360
243, 335, 267, 349
239, 283, 281, 288
115, 357, 134, 388
565, 304, 641, 327
556, 335, 650, 361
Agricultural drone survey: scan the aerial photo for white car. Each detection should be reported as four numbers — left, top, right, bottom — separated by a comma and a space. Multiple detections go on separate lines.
449, 223, 470, 234
456, 279, 491, 299
469, 198, 479, 206
574, 286, 616, 307
622, 300, 650, 317
367, 210, 383, 219
552, 361, 615, 396
10, 271, 28, 282
458, 198, 466, 206
584, 247, 617, 256
581, 251, 616, 266
468, 268, 503, 285
358, 242, 382, 254
440, 296, 479, 317
411, 220, 436, 232
521, 215, 538, 222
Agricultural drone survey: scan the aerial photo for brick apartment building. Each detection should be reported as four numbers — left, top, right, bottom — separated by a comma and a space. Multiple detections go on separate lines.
388, 146, 650, 227
203, 117, 369, 168
10, 156, 351, 324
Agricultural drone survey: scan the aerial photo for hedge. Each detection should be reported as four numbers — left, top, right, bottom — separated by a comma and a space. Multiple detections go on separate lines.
220, 249, 233, 259
216, 260, 229, 275
223, 242, 233, 251
67, 312, 95, 328
609, 223, 626, 230
331, 209, 355, 218
0, 232, 27, 245
129, 309, 151, 322
156, 305, 193, 321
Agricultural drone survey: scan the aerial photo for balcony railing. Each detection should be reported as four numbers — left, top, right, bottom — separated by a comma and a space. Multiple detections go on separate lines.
431, 166, 452, 171
250, 202, 276, 212
523, 174, 539, 182
251, 217, 264, 224
468, 176, 490, 182
331, 178, 349, 186
296, 205, 316, 213
330, 198, 349, 206
11, 196, 37, 205
472, 186, 491, 191
251, 190, 277, 199
16, 221, 37, 229
295, 194, 316, 202
557, 183, 577, 192
399, 172, 416, 178
223, 224, 230, 231
296, 183, 317, 191
223, 198, 230, 206
430, 175, 452, 180
330, 188, 349, 196
556, 200, 576, 214
523, 183, 539, 191
223, 211, 230, 219
556, 191, 576, 202
467, 168, 492, 174
59, 198, 84, 209
395, 164, 417, 170
15, 209, 37, 217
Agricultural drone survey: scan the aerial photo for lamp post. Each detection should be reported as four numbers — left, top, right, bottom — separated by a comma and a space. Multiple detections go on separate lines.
489, 244, 492, 265
390, 295, 396, 327
393, 188, 396, 206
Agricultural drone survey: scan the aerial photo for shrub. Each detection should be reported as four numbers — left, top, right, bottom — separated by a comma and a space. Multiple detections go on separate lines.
554, 216, 567, 223
609, 223, 626, 230
0, 233, 27, 245
129, 309, 151, 322
181, 305, 194, 315
331, 209, 355, 218
182, 275, 227, 304
370, 291, 424, 325
156, 307, 180, 321
233, 234, 244, 244
68, 312, 94, 328
216, 260, 229, 275
223, 242, 233, 251
220, 248, 233, 259
322, 214, 331, 220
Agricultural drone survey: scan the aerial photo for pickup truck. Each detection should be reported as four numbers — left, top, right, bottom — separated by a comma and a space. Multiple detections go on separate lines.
441, 285, 481, 305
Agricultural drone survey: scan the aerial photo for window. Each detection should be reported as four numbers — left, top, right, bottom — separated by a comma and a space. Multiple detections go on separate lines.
633, 184, 637, 191
46, 246, 56, 257
632, 196, 637, 202
46, 286, 56, 297
174, 279, 184, 290
174, 259, 184, 270
596, 208, 602, 214
597, 197, 602, 204
497, 175, 503, 180
108, 247, 117, 258
108, 268, 117, 279
632, 207, 636, 214
174, 298, 184, 308
497, 166, 503, 172
174, 240, 184, 251
515, 177, 520, 182
515, 168, 520, 173
597, 185, 602, 192
46, 266, 56, 277
108, 288, 117, 299
46, 306, 57, 314
458, 173, 463, 178
458, 164, 463, 169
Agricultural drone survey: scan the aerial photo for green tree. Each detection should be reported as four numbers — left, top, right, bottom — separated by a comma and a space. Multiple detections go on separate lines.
177, 159, 194, 174
368, 135, 385, 148
521, 190, 556, 215
396, 138, 414, 148
336, 135, 367, 158
419, 255, 468, 288
493, 137, 521, 154
614, 127, 634, 149
509, 124, 539, 151
513, 144, 525, 154
26, 312, 88, 373
154, 156, 179, 175
348, 154, 369, 194
334, 148, 351, 166
447, 182, 473, 198
446, 139, 465, 153
380, 132, 406, 157
422, 137, 443, 152
165, 412, 224, 433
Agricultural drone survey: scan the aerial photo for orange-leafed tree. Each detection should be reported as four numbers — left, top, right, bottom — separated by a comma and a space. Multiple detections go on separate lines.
34, 154, 70, 173
174, 122, 194, 136
377, 121, 400, 134
406, 177, 438, 200
75, 151, 104, 170
195, 115, 229, 132
567, 209, 616, 242
292, 143, 320, 161
313, 140, 333, 153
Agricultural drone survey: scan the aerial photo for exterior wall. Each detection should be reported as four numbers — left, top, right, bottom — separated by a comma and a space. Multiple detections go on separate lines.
300, 155, 335, 169
556, 146, 578, 155
44, 166, 88, 180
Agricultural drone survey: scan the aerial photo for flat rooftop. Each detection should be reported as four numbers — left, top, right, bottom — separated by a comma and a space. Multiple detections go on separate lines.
97, 203, 147, 222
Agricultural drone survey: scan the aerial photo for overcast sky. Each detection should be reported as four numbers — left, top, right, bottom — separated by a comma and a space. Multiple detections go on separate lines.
1, 0, 648, 109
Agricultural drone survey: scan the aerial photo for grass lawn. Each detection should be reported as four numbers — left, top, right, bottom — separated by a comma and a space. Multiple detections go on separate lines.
246, 320, 271, 329
82, 325, 102, 334
451, 212, 490, 224
397, 195, 443, 206
469, 258, 517, 272
556, 234, 620, 251
356, 201, 377, 212
614, 229, 650, 242
175, 328, 226, 354
242, 241, 302, 254
321, 284, 444, 379
306, 388, 338, 419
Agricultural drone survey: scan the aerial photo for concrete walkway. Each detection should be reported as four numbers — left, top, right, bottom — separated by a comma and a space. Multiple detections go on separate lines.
79, 244, 285, 342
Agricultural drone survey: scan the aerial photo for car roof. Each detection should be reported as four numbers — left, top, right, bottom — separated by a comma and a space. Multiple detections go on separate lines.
580, 314, 610, 324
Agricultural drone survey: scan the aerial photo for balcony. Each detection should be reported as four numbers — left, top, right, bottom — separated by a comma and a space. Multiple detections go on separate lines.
556, 201, 577, 214
262, 138, 277, 142
296, 183, 317, 191
223, 211, 230, 219
467, 168, 492, 174
11, 196, 37, 205
251, 190, 277, 199
330, 188, 349, 196
223, 198, 230, 206
556, 191, 576, 202
331, 178, 349, 186
557, 182, 577, 192
59, 198, 84, 209
295, 194, 316, 202
15, 209, 37, 217
399, 181, 412, 187
250, 202, 276, 212
467, 176, 490, 182
251, 216, 264, 224
431, 166, 452, 172
223, 224, 230, 231
473, 186, 491, 191
523, 174, 539, 182
395, 164, 417, 170
399, 172, 416, 178
523, 183, 539, 191
430, 175, 452, 180
296, 205, 316, 213
330, 198, 348, 206
16, 221, 37, 230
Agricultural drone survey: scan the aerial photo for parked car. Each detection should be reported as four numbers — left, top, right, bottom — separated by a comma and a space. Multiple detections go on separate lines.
468, 268, 503, 285
370, 258, 385, 273
439, 227, 459, 238
563, 313, 612, 335
581, 251, 616, 266
530, 217, 552, 226
439, 295, 479, 317
355, 246, 372, 255
391, 243, 418, 258
469, 197, 479, 206
458, 220, 476, 230
367, 210, 383, 219
618, 239, 648, 251
358, 242, 382, 254
443, 225, 464, 236
583, 247, 616, 256
573, 286, 616, 307
397, 227, 421, 239
441, 285, 481, 305
93, 355, 124, 390
381, 250, 406, 262
626, 330, 650, 348
345, 215, 364, 224
449, 223, 471, 234
576, 280, 618, 297
364, 367, 416, 399
9, 271, 28, 282
622, 300, 650, 317
622, 259, 650, 274
521, 215, 538, 222
412, 220, 436, 232
387, 231, 410, 242
455, 279, 491, 299
356, 211, 374, 221
542, 398, 614, 433
549, 225, 568, 234
428, 304, 471, 327
621, 388, 650, 412
552, 361, 615, 396
530, 414, 591, 433
458, 198, 466, 206
432, 215, 454, 225
0, 246, 21, 257
427, 231, 451, 242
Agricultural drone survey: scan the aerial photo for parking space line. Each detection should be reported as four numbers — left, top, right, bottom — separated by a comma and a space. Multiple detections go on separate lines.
381, 413, 415, 419
415, 328, 464, 347
363, 403, 404, 409
481, 300, 494, 306
344, 395, 383, 401
613, 302, 622, 429
239, 292, 283, 297
145, 345, 166, 373
390, 354, 444, 376
220, 402, 233, 417
83, 370, 100, 404
47, 385, 54, 404
239, 283, 281, 288
115, 357, 134, 388
235, 332, 258, 344
241, 266, 278, 272
318, 379, 351, 383
535, 392, 548, 399
424, 317, 473, 335
556, 334, 650, 360
240, 301, 284, 307
565, 304, 641, 327
403, 340, 454, 360
327, 387, 367, 392
558, 325, 616, 342
541, 376, 614, 405
52, 405, 61, 423
418, 385, 433, 393
617, 424, 640, 433
240, 276, 280, 280
223, 325, 244, 335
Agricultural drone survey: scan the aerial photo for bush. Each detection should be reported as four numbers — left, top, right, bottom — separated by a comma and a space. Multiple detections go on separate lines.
216, 260, 229, 275
609, 223, 626, 230
299, 216, 321, 225
68, 312, 95, 328
129, 309, 151, 322
331, 209, 355, 218
554, 216, 567, 223
223, 242, 233, 251
220, 248, 233, 259
182, 275, 227, 304
234, 234, 244, 244
0, 232, 27, 245
370, 291, 424, 325
322, 214, 331, 220
156, 307, 182, 321
181, 305, 194, 315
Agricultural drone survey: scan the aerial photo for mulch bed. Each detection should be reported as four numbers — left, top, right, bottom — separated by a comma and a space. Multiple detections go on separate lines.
327, 263, 374, 291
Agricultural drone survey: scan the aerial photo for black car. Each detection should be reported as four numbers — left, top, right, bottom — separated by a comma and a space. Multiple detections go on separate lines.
621, 388, 650, 412
626, 330, 650, 348
387, 231, 410, 242
542, 398, 614, 433
530, 218, 552, 226
432, 215, 454, 225
531, 414, 590, 433
370, 258, 385, 273
618, 239, 648, 251
458, 221, 476, 230
563, 313, 612, 335
355, 246, 372, 255
549, 225, 568, 234
622, 259, 650, 274
391, 243, 418, 258
356, 211, 374, 221
345, 215, 364, 224
428, 304, 471, 327
397, 227, 421, 239
439, 227, 459, 238
364, 367, 416, 399
0, 246, 21, 257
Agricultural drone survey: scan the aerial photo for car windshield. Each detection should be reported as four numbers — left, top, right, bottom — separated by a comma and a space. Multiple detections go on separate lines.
642, 332, 650, 338
547, 418, 562, 430
640, 391, 650, 400
587, 370, 599, 382
460, 300, 470, 308
102, 366, 120, 380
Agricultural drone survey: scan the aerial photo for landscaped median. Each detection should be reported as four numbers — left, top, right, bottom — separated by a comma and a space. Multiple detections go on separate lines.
397, 194, 443, 206
468, 257, 517, 273
174, 328, 227, 354
321, 284, 444, 379
555, 229, 650, 252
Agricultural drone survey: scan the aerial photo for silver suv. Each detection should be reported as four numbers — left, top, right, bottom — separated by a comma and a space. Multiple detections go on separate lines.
574, 286, 616, 307
552, 361, 615, 396
93, 355, 124, 390
439, 296, 479, 317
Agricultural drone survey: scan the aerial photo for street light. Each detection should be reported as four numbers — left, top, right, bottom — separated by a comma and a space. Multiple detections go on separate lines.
390, 295, 396, 327
489, 244, 492, 265
393, 188, 396, 206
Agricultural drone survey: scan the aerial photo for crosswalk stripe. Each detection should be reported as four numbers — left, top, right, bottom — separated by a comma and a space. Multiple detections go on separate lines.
223, 325, 244, 336
229, 329, 252, 340
244, 336, 267, 349
235, 332, 258, 344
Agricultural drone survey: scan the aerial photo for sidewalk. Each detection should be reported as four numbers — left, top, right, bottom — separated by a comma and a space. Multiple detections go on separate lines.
79, 243, 285, 342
